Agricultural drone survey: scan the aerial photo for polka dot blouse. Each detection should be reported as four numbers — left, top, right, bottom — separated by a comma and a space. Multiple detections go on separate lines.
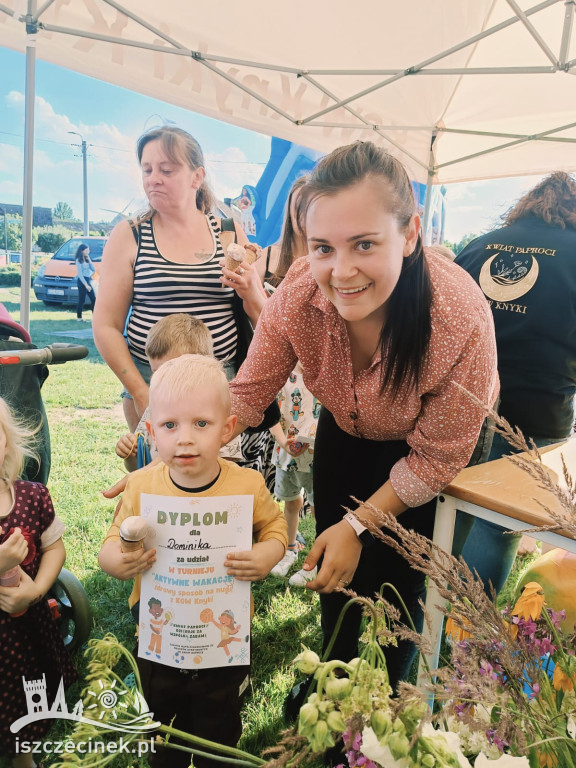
230, 250, 499, 508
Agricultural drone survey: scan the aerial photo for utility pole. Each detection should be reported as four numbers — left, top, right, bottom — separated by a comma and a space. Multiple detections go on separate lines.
0, 207, 7, 257
68, 131, 89, 236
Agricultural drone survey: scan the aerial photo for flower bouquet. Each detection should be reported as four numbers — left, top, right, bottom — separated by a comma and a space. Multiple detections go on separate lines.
289, 571, 576, 768
286, 410, 576, 768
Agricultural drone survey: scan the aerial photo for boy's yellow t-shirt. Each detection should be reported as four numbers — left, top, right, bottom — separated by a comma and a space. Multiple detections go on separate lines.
104, 457, 288, 610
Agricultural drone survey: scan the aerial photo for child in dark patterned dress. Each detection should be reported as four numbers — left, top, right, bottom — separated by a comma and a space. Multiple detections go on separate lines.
0, 397, 76, 767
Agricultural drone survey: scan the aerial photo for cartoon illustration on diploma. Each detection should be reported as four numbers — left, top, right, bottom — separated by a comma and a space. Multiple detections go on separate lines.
138, 495, 253, 670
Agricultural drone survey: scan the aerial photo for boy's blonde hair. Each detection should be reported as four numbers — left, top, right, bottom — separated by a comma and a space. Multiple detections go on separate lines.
149, 354, 230, 414
145, 315, 213, 361
0, 397, 39, 484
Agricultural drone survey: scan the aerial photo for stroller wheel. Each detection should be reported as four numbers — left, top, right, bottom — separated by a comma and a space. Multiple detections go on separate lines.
48, 568, 92, 653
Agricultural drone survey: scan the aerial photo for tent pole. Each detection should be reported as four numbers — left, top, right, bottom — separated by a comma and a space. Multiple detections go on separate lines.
20, 1, 38, 332
422, 132, 437, 245
422, 173, 433, 245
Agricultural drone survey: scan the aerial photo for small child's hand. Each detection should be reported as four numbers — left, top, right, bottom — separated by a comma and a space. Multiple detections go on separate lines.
0, 528, 28, 572
224, 540, 285, 582
116, 433, 137, 459
286, 440, 309, 457
117, 547, 157, 580
99, 540, 157, 581
0, 570, 40, 614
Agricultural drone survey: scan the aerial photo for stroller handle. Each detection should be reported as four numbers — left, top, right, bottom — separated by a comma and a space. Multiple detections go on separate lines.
0, 343, 89, 367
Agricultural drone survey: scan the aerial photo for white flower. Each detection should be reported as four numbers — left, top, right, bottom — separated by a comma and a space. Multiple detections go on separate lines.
421, 722, 473, 767
443, 715, 499, 759
361, 726, 410, 768
474, 754, 530, 767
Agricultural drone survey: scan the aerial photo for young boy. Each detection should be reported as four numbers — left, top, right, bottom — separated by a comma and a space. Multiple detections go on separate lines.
115, 314, 242, 470
99, 354, 287, 768
269, 364, 319, 586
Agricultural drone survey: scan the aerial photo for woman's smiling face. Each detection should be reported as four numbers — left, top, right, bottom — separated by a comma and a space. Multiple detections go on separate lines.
306, 176, 419, 328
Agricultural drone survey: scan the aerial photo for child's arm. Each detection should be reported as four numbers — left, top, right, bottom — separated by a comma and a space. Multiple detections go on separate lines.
269, 422, 288, 449
269, 422, 309, 456
224, 538, 285, 582
0, 539, 66, 614
98, 539, 156, 580
0, 528, 29, 572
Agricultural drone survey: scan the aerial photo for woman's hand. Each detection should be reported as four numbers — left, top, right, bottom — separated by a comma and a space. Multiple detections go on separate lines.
299, 520, 363, 594
219, 258, 268, 324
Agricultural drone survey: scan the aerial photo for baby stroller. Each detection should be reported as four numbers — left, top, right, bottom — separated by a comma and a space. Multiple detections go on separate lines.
0, 304, 92, 652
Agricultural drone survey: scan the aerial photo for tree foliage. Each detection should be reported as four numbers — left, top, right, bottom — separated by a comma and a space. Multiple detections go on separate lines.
442, 232, 478, 256
37, 231, 67, 253
32, 224, 74, 254
0, 217, 22, 251
53, 201, 74, 220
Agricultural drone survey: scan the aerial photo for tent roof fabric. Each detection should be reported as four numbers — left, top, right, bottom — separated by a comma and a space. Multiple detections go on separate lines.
1, 0, 576, 184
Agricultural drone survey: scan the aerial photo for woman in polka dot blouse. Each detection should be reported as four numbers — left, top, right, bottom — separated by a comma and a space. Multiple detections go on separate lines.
229, 141, 499, 687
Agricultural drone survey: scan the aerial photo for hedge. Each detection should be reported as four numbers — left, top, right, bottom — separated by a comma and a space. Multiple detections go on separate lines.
0, 266, 40, 287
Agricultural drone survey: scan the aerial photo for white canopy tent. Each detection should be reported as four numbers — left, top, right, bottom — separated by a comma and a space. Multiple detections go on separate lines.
1, 0, 576, 327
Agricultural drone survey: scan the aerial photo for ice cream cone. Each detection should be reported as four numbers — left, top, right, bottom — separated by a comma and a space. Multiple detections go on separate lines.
119, 517, 148, 553
120, 537, 145, 553
225, 242, 246, 272
244, 243, 261, 265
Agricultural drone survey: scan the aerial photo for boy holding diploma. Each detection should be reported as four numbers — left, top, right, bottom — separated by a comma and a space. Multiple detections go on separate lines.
99, 354, 287, 768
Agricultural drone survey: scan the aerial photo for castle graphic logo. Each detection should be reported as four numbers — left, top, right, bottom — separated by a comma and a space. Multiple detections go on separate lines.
11, 674, 160, 734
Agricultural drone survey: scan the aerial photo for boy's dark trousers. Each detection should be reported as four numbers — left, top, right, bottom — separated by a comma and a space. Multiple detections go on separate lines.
137, 655, 250, 768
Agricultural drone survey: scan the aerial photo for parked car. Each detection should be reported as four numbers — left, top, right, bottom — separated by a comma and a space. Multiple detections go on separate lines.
33, 237, 107, 306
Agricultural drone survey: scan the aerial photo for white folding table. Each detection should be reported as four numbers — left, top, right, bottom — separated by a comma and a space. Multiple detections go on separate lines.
420, 439, 576, 685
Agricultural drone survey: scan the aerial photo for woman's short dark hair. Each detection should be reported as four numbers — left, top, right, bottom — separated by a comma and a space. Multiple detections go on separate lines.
304, 141, 432, 395
74, 244, 89, 261
136, 125, 216, 218
503, 171, 576, 230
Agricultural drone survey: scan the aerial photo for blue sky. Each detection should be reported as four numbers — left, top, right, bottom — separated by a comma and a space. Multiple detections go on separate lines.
0, 46, 544, 242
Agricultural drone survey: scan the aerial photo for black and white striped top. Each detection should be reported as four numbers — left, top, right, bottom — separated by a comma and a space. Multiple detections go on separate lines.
126, 214, 237, 363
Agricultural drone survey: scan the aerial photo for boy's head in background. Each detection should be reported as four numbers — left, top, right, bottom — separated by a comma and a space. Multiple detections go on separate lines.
146, 354, 236, 487
145, 314, 214, 373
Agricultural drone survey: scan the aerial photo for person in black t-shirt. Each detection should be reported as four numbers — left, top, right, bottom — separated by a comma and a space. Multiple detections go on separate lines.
454, 171, 576, 594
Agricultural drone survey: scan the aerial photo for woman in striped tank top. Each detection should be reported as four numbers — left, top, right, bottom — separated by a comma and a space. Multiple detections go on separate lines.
93, 125, 267, 432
